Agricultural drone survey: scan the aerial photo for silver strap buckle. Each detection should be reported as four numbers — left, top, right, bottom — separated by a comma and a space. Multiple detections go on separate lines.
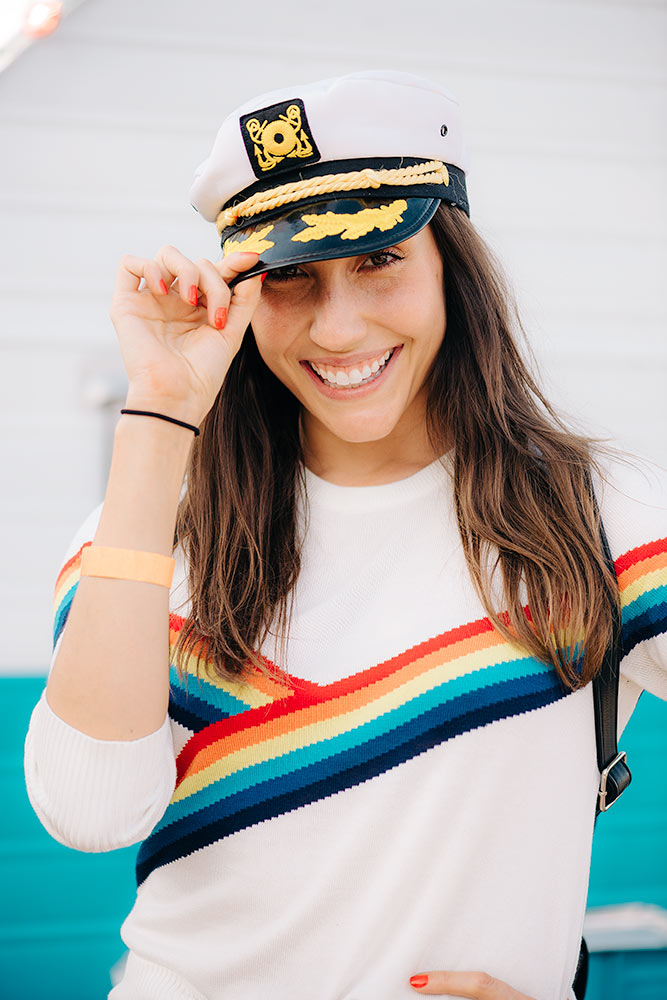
598, 751, 627, 812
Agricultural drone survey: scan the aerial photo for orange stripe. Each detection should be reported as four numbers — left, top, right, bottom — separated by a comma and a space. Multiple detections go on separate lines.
617, 550, 667, 591
182, 625, 507, 782
615, 537, 667, 574
54, 542, 90, 593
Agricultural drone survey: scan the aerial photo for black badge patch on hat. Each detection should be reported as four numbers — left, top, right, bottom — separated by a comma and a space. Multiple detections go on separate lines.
240, 98, 321, 179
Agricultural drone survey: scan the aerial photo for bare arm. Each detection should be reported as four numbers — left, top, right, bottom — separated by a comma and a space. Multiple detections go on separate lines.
46, 246, 262, 740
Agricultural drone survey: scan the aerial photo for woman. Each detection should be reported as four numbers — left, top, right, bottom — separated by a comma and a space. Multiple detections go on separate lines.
25, 71, 666, 1000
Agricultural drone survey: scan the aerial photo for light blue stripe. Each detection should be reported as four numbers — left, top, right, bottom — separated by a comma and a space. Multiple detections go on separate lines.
168, 666, 251, 717
53, 583, 79, 648
622, 583, 667, 623
156, 652, 546, 831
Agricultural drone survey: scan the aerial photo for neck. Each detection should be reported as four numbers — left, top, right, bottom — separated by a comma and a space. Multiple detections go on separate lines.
301, 411, 445, 487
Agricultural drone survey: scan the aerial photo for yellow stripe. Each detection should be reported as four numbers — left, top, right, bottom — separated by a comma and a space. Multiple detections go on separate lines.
173, 639, 525, 803
172, 646, 274, 710
53, 566, 81, 616
620, 566, 667, 608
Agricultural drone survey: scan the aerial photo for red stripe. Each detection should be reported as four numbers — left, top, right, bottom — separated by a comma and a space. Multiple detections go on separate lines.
614, 537, 667, 575
55, 541, 92, 590
175, 615, 497, 778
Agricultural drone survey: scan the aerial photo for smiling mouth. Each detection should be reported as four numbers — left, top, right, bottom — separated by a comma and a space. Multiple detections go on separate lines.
307, 349, 397, 389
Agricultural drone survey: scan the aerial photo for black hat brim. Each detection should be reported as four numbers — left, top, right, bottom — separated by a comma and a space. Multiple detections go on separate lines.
223, 196, 440, 286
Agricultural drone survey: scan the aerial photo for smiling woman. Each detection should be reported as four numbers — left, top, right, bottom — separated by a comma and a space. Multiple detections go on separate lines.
23, 71, 667, 1000
252, 227, 446, 474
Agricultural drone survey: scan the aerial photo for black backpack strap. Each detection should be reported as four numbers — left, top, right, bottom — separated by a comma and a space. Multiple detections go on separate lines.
572, 937, 589, 1000
575, 475, 633, 999
590, 479, 632, 814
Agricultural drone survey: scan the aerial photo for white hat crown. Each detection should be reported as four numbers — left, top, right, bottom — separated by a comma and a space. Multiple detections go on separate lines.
190, 70, 468, 224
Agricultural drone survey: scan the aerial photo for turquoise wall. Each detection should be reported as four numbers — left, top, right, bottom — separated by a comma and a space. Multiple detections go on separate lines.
3, 678, 665, 999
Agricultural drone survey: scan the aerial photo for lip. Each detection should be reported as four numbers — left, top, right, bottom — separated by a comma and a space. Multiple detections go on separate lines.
301, 345, 402, 399
302, 348, 399, 370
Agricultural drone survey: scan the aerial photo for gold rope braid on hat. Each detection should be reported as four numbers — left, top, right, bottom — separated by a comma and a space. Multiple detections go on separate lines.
216, 160, 450, 234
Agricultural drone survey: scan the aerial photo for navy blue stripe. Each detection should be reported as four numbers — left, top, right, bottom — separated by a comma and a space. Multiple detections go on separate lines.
622, 605, 667, 657
168, 698, 210, 733
53, 589, 76, 649
136, 670, 567, 885
168, 686, 231, 731
143, 669, 553, 856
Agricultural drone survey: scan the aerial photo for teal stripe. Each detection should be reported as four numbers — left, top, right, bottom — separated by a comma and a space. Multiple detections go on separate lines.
168, 667, 251, 716
53, 583, 79, 648
156, 652, 544, 831
622, 583, 667, 623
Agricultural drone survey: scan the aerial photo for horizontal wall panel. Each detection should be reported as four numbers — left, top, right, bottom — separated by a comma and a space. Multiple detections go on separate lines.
56, 0, 667, 85
3, 45, 664, 164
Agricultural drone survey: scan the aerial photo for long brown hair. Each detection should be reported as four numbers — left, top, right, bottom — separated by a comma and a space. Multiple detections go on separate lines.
174, 202, 619, 689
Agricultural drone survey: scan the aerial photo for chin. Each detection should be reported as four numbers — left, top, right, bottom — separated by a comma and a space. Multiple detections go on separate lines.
321, 415, 402, 444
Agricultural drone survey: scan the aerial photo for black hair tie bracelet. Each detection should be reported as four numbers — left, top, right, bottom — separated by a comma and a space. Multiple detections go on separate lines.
120, 409, 200, 437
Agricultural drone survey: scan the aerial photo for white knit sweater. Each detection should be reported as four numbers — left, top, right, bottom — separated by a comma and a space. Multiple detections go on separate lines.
25, 455, 667, 1000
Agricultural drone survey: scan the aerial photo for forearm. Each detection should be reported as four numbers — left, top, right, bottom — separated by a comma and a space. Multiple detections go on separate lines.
46, 413, 193, 740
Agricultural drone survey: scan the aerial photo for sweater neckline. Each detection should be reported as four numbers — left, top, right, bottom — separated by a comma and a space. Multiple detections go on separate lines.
302, 453, 451, 512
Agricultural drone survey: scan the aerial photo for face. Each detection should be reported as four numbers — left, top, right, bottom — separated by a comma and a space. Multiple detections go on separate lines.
250, 225, 446, 468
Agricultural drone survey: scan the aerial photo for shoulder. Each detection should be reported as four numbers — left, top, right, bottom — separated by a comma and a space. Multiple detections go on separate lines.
592, 451, 667, 564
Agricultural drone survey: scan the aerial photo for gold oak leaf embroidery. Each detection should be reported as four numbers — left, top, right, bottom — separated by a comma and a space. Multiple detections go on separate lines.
291, 200, 409, 243
223, 224, 276, 257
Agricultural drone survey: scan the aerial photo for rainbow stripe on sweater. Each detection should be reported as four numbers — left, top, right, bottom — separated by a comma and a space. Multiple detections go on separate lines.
53, 542, 92, 649
136, 616, 571, 885
616, 537, 667, 656
50, 536, 667, 887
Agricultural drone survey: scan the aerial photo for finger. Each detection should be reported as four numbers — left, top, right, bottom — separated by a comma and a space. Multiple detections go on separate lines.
114, 253, 159, 296
409, 971, 534, 999
224, 271, 263, 340
214, 250, 261, 285
154, 245, 204, 308
193, 258, 232, 330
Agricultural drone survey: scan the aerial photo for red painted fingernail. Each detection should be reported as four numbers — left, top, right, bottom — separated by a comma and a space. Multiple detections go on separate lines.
159, 279, 168, 295
260, 272, 267, 284
214, 307, 227, 330
189, 284, 198, 306
410, 975, 428, 989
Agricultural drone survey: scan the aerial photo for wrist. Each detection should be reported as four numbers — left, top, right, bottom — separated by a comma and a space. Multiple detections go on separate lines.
114, 408, 196, 459
123, 389, 206, 429
120, 408, 200, 438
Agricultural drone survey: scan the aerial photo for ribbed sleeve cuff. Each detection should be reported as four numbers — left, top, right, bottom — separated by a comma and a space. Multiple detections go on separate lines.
109, 952, 209, 1000
24, 691, 176, 852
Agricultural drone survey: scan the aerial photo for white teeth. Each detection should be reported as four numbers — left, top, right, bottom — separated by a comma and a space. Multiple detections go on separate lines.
309, 348, 395, 388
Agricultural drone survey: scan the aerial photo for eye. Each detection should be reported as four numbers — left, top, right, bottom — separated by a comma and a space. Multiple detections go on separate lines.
263, 264, 305, 283
363, 249, 404, 270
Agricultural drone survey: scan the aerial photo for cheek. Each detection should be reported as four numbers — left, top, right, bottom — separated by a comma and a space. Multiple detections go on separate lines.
250, 304, 290, 372
387, 273, 446, 349
250, 307, 306, 398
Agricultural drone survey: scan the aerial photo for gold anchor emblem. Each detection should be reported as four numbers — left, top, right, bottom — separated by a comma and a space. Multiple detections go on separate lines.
244, 104, 315, 173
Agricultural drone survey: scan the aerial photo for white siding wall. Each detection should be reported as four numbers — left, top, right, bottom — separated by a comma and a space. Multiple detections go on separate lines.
1, 0, 665, 672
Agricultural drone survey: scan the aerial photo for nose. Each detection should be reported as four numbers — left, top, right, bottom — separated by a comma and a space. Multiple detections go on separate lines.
307, 272, 368, 355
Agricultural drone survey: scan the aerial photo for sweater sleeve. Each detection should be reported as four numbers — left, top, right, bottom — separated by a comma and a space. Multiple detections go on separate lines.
594, 455, 667, 726
23, 506, 177, 852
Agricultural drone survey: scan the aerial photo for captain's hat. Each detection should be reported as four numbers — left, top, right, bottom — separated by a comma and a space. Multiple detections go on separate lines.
190, 70, 469, 283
